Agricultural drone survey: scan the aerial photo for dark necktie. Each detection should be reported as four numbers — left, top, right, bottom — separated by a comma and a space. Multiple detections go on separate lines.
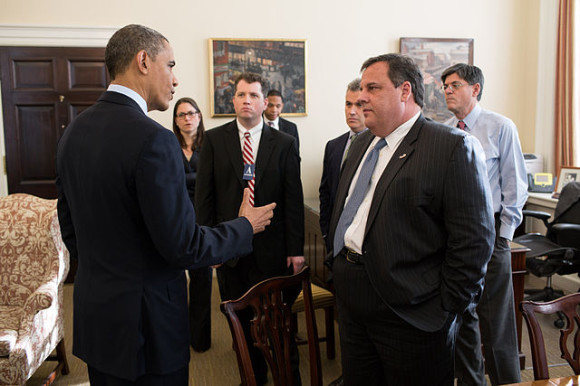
341, 133, 358, 166
457, 120, 466, 130
268, 121, 275, 128
333, 138, 387, 256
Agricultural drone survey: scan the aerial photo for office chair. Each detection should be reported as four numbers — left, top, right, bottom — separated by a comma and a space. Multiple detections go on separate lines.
514, 181, 580, 317
520, 293, 580, 380
220, 266, 322, 386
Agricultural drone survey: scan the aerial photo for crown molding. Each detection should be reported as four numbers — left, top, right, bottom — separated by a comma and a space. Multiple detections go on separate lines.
0, 24, 117, 47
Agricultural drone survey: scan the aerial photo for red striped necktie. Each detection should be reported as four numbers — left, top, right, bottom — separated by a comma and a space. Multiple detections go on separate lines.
242, 132, 255, 206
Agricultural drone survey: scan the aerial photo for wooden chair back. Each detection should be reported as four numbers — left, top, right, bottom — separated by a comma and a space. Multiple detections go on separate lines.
220, 266, 322, 386
520, 292, 580, 380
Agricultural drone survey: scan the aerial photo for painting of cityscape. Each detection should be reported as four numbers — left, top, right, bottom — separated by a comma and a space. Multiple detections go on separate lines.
209, 39, 307, 117
400, 38, 474, 122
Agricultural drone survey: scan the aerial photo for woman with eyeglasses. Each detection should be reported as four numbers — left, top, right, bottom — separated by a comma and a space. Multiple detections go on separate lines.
172, 97, 212, 353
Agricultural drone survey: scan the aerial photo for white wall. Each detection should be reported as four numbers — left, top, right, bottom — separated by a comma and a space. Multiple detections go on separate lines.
0, 0, 550, 198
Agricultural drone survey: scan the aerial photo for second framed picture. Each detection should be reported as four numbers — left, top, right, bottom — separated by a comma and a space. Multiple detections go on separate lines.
400, 37, 474, 122
209, 38, 307, 117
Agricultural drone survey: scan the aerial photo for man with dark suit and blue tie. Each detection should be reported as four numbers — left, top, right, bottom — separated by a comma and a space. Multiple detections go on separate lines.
196, 72, 304, 385
327, 53, 495, 386
319, 78, 367, 253
264, 89, 300, 153
56, 24, 275, 386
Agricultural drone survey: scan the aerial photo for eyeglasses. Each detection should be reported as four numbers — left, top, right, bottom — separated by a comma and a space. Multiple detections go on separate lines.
441, 82, 467, 92
176, 111, 200, 119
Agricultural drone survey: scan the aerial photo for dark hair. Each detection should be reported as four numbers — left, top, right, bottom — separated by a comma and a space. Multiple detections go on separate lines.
105, 24, 168, 80
360, 54, 424, 108
172, 97, 205, 151
441, 63, 484, 101
347, 78, 361, 92
234, 72, 266, 96
266, 89, 283, 101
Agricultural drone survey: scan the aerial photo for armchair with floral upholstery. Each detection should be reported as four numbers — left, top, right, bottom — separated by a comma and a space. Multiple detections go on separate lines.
0, 194, 70, 385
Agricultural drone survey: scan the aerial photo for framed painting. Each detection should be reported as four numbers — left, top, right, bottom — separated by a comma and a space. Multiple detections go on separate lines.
400, 37, 474, 122
208, 38, 307, 117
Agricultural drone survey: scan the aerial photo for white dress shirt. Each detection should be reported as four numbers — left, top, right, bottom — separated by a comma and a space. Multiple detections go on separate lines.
343, 112, 420, 254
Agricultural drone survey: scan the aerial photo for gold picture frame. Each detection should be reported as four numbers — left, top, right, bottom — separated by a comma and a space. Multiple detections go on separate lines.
208, 38, 307, 117
554, 165, 580, 196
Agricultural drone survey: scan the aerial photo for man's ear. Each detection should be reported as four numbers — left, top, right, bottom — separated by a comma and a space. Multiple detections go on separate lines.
400, 81, 412, 102
472, 83, 481, 98
136, 50, 148, 74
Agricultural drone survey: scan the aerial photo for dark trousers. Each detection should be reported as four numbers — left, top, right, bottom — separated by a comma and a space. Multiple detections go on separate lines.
87, 365, 188, 386
188, 266, 212, 352
217, 259, 301, 386
333, 256, 455, 386
455, 221, 521, 386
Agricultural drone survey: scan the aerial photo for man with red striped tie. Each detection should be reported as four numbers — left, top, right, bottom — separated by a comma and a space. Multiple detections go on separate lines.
196, 72, 304, 386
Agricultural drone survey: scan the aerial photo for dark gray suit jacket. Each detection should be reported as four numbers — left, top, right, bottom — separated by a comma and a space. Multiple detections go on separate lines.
328, 114, 494, 332
319, 132, 349, 250
56, 92, 253, 380
279, 116, 299, 153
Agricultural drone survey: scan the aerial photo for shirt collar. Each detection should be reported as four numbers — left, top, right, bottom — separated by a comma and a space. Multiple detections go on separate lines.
237, 118, 264, 139
460, 103, 481, 130
107, 84, 148, 115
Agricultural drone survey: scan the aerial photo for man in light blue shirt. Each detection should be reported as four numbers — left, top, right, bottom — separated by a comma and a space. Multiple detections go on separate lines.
442, 64, 528, 386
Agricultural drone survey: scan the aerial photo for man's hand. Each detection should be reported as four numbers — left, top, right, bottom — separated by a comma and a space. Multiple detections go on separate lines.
287, 256, 305, 274
239, 188, 276, 234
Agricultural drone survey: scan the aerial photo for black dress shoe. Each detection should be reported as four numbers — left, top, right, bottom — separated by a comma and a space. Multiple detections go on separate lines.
328, 375, 344, 386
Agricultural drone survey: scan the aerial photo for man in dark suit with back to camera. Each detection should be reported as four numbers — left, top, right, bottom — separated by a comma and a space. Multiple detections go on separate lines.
56, 24, 275, 386
327, 53, 495, 386
442, 63, 528, 386
264, 89, 300, 153
196, 72, 304, 385
319, 77, 367, 252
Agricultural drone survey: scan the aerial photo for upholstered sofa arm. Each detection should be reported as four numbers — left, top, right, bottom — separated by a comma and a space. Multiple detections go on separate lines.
22, 282, 56, 319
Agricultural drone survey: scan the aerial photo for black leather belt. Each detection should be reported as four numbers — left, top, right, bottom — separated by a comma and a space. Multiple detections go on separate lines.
340, 248, 363, 264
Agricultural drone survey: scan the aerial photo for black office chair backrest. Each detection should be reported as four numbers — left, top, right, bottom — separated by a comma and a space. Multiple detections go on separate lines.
548, 181, 580, 245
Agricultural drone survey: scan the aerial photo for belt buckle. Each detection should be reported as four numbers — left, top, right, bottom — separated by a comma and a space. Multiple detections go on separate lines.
345, 249, 359, 264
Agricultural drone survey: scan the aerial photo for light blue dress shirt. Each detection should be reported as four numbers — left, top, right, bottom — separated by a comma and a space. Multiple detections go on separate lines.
446, 104, 528, 240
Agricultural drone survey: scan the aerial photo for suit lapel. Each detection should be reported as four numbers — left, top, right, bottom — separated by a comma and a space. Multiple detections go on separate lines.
223, 121, 245, 188
255, 124, 274, 187
364, 115, 424, 238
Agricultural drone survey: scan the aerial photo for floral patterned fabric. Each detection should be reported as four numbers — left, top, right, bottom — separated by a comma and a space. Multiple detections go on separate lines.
0, 194, 70, 385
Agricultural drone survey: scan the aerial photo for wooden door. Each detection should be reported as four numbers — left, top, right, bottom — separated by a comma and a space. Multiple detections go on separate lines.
0, 46, 108, 198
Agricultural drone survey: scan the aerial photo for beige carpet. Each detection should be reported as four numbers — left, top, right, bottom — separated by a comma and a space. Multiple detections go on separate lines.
26, 274, 578, 385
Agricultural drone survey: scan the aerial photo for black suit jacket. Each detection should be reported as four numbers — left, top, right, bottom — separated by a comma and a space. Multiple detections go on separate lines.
329, 114, 494, 332
56, 92, 253, 380
196, 120, 304, 280
278, 116, 300, 153
319, 132, 349, 250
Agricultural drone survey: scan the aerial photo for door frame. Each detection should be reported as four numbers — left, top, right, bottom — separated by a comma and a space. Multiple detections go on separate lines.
0, 24, 116, 197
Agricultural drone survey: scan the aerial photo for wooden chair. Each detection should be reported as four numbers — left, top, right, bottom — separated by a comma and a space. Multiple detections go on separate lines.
520, 292, 580, 380
291, 283, 335, 359
220, 266, 322, 386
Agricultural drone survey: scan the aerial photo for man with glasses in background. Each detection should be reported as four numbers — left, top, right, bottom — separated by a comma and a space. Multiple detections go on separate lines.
442, 63, 528, 386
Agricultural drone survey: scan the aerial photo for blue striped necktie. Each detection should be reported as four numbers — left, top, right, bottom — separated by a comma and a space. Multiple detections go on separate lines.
333, 138, 387, 256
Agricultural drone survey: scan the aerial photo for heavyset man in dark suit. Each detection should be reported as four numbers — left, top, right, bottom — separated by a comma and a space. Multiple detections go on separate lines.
319, 78, 367, 252
196, 72, 304, 385
56, 24, 275, 386
264, 89, 300, 152
327, 53, 495, 386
